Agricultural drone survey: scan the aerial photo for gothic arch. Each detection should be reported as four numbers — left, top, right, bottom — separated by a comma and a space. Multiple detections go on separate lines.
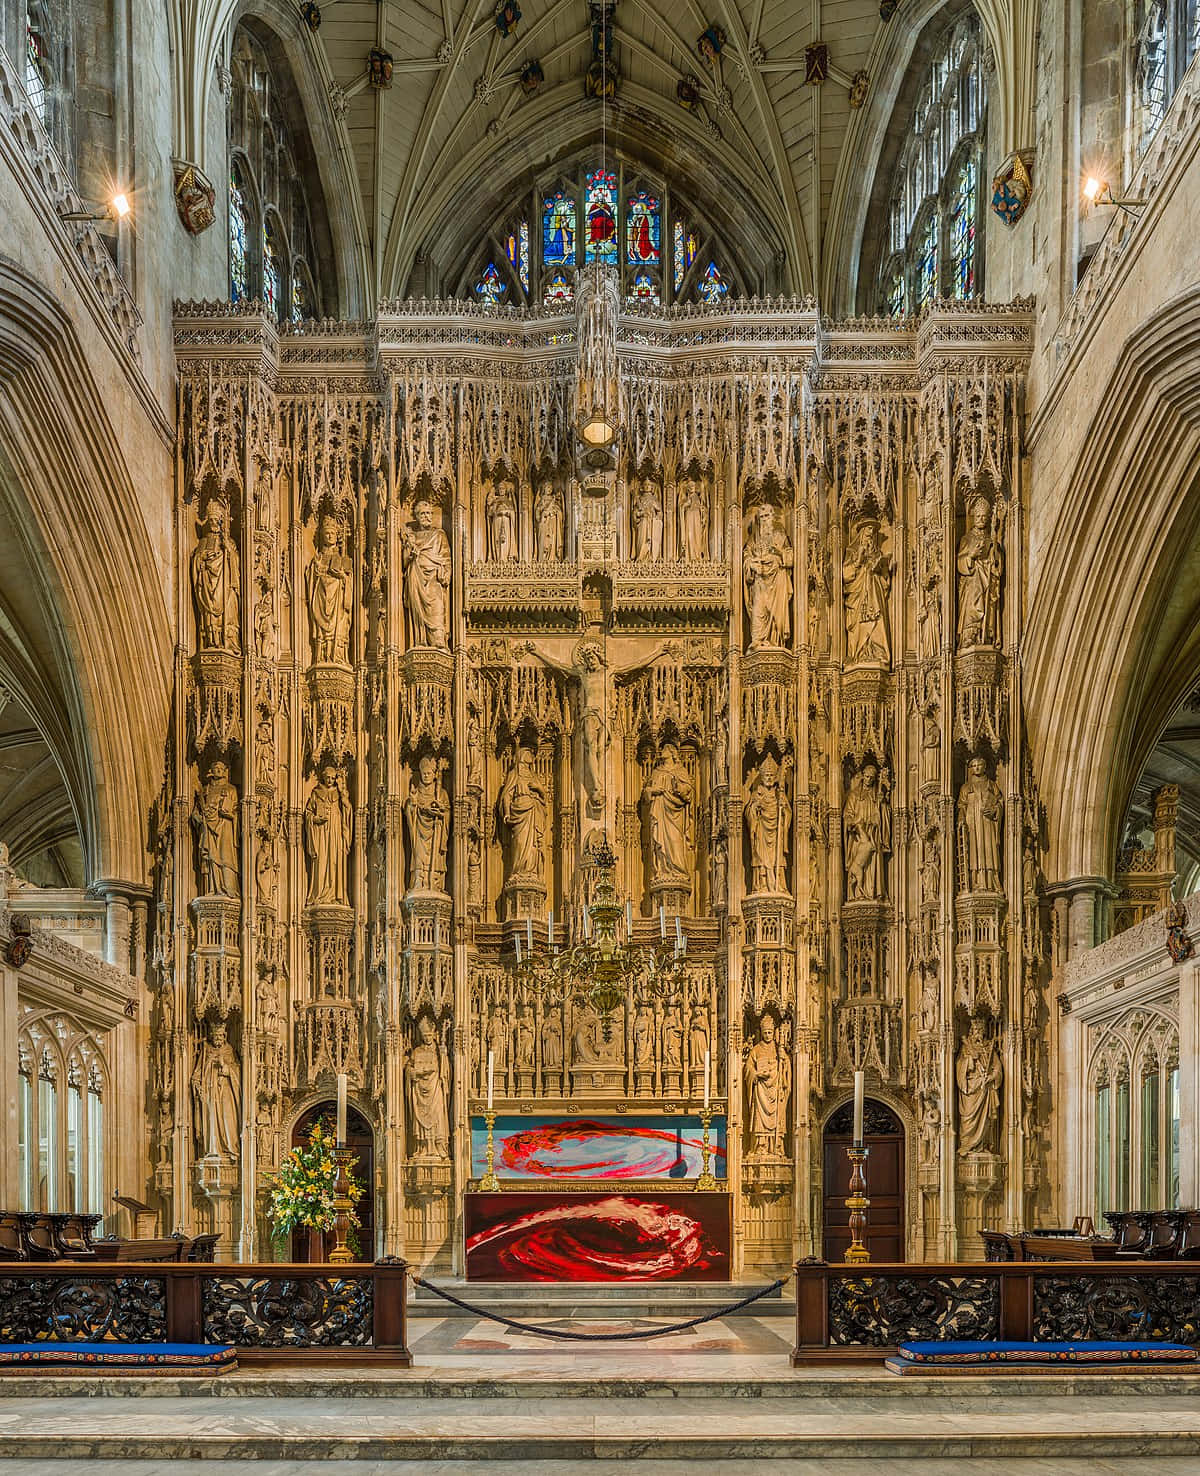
1025, 283, 1200, 885
385, 89, 797, 302
0, 260, 170, 884
818, 1088, 920, 1258
226, 2, 370, 317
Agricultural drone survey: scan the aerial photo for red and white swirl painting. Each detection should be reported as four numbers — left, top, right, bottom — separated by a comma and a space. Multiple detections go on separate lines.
464, 1191, 732, 1281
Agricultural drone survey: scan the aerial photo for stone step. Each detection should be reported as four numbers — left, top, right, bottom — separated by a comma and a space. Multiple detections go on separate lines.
408, 1277, 792, 1318
0, 1391, 1196, 1461
7, 1368, 1200, 1401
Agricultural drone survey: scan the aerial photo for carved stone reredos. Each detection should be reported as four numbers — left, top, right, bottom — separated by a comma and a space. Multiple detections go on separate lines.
161, 297, 1039, 1269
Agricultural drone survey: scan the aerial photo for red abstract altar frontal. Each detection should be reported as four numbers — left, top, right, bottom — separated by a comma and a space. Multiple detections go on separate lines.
463, 1191, 732, 1282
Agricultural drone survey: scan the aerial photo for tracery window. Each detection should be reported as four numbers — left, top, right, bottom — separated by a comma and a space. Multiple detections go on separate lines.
17, 1013, 109, 1216
877, 17, 985, 315
228, 24, 324, 323
1132, 0, 1200, 156
1089, 1010, 1180, 1223
24, 7, 47, 123
468, 164, 737, 308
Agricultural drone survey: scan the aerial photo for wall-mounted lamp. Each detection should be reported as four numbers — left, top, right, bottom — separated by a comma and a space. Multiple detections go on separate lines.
60, 191, 132, 224
1082, 176, 1145, 220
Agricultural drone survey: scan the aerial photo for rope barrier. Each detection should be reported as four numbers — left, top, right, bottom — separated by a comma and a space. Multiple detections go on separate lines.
410, 1272, 790, 1341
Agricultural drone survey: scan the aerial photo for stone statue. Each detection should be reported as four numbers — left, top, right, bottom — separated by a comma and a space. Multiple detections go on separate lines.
642, 742, 692, 886
191, 760, 239, 896
406, 1014, 449, 1158
405, 754, 450, 893
957, 495, 1003, 647
191, 501, 240, 652
745, 753, 792, 894
466, 710, 484, 790
541, 1007, 563, 1071
844, 762, 890, 901
254, 714, 275, 788
662, 1001, 683, 1070
534, 482, 564, 561
514, 1008, 535, 1071
957, 755, 1003, 893
401, 499, 451, 649
466, 827, 482, 906
712, 828, 728, 908
486, 478, 519, 562
743, 503, 793, 649
304, 764, 353, 906
842, 519, 892, 666
254, 829, 277, 907
305, 514, 354, 664
745, 1014, 784, 1157
191, 1017, 241, 1158
634, 1002, 655, 1068
956, 1016, 1002, 1154
529, 638, 680, 820
487, 1009, 510, 1073
497, 744, 548, 882
688, 1004, 710, 1072
631, 478, 664, 560
677, 477, 709, 560
256, 976, 279, 1037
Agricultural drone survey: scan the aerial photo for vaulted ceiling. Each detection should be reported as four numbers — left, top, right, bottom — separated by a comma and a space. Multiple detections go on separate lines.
308, 0, 903, 300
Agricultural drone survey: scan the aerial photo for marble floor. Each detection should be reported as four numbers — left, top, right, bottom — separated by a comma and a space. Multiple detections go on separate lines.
1, 1317, 1198, 1470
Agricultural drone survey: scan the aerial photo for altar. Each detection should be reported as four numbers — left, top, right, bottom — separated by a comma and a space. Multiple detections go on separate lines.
464, 1190, 733, 1281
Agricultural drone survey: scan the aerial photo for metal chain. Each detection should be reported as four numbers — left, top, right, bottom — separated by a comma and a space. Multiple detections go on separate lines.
410, 1273, 789, 1341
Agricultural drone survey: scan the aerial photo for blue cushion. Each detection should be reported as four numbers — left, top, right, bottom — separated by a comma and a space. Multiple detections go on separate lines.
895, 1339, 1198, 1365
0, 1342, 237, 1368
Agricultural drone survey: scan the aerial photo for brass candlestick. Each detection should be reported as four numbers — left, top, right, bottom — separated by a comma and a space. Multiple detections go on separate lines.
844, 1143, 870, 1264
695, 1106, 717, 1190
479, 1109, 500, 1191
328, 1146, 355, 1265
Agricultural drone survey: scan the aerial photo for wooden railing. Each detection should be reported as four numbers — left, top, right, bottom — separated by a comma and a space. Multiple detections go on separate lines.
0, 1260, 411, 1365
792, 1260, 1200, 1365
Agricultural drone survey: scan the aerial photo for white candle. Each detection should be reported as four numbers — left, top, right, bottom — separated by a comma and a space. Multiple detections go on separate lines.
487, 1050, 494, 1111
626, 899, 633, 934
434, 917, 440, 950
675, 915, 683, 947
704, 1050, 711, 1111
681, 931, 688, 955
336, 1073, 347, 1144
515, 934, 523, 964
548, 910, 553, 946
527, 917, 533, 952
659, 905, 666, 939
853, 1070, 864, 1145
583, 908, 591, 938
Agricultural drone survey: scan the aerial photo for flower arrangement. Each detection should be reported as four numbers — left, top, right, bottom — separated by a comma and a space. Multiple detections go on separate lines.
265, 1118, 364, 1241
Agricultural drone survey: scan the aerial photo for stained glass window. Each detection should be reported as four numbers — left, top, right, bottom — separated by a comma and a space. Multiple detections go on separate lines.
884, 267, 905, 317
697, 261, 728, 304
263, 216, 282, 319
230, 164, 250, 303
874, 16, 983, 314
584, 168, 618, 264
505, 222, 530, 292
292, 263, 315, 322
629, 270, 659, 306
544, 269, 573, 303
673, 220, 698, 291
915, 213, 938, 307
475, 262, 506, 305
25, 15, 46, 122
626, 192, 661, 264
1132, 0, 1199, 155
542, 191, 576, 266
949, 156, 977, 299
228, 24, 326, 317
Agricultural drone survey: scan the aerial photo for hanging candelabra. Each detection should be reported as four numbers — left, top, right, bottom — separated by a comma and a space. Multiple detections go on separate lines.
513, 837, 687, 1033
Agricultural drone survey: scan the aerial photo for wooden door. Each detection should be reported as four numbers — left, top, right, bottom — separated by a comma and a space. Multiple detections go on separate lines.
822, 1099, 905, 1263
